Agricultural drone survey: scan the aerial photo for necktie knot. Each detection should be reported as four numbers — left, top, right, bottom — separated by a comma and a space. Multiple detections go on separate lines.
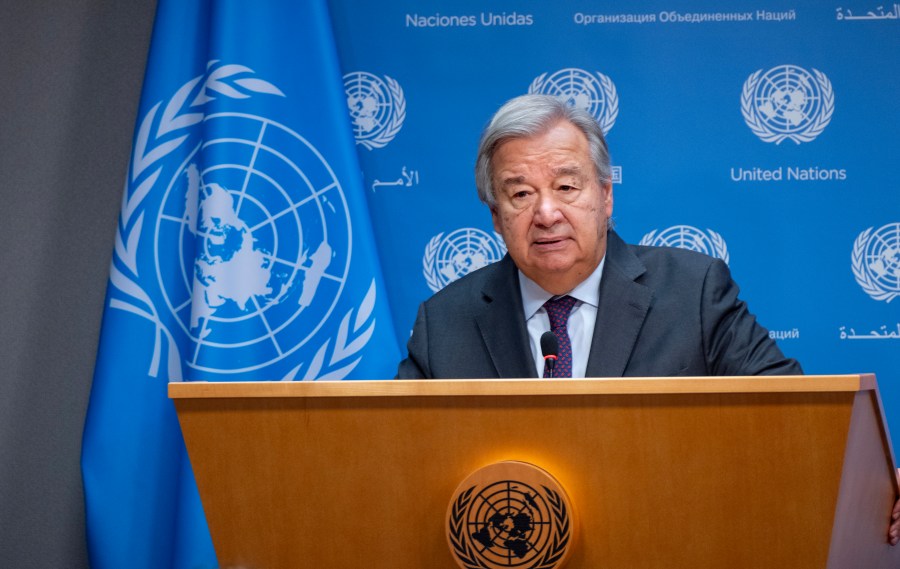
544, 295, 577, 330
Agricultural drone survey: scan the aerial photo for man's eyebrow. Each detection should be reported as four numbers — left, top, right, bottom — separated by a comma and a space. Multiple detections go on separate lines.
500, 167, 583, 186
500, 175, 526, 188
552, 166, 583, 178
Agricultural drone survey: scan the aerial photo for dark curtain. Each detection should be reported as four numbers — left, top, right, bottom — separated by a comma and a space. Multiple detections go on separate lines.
0, 1, 156, 566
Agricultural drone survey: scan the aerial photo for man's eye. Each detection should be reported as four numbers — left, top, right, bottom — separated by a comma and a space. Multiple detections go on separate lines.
513, 190, 530, 199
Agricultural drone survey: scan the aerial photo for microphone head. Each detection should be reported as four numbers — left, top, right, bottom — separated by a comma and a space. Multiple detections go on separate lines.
540, 331, 559, 358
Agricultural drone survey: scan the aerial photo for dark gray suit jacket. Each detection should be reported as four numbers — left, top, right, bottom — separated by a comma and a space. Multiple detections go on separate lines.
396, 230, 802, 379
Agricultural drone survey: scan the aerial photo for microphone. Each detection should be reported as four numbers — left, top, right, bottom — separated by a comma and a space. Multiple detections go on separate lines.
540, 331, 558, 378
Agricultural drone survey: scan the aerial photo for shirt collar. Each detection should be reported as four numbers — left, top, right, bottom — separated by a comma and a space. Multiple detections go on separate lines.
518, 256, 606, 320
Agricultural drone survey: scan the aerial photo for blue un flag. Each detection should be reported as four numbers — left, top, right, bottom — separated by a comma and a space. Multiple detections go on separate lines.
81, 1, 400, 567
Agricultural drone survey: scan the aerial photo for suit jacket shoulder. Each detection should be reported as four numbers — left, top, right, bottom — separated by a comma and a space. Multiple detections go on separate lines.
592, 232, 802, 376
396, 255, 535, 379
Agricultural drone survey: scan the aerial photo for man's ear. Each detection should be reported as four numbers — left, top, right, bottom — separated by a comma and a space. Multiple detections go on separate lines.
490, 206, 501, 233
603, 182, 614, 218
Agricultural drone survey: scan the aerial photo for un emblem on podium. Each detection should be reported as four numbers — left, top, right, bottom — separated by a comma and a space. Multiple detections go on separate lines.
447, 462, 576, 569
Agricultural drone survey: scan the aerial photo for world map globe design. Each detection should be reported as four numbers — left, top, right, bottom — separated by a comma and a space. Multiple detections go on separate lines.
154, 112, 352, 375
466, 481, 552, 566
344, 71, 395, 140
863, 223, 900, 292
432, 228, 506, 290
750, 65, 825, 133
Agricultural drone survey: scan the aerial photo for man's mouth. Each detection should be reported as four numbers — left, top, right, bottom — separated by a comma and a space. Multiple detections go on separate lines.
533, 237, 567, 248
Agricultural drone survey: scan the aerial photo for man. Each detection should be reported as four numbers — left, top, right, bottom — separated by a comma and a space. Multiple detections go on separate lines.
397, 94, 800, 380
395, 95, 900, 543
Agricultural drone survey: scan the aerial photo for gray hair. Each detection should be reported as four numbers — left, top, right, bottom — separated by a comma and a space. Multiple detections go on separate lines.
474, 94, 612, 207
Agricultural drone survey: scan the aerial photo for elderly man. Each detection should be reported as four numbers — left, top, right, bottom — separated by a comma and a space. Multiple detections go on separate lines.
398, 94, 801, 380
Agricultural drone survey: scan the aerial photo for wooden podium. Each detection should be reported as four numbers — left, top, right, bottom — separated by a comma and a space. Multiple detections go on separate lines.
170, 375, 900, 568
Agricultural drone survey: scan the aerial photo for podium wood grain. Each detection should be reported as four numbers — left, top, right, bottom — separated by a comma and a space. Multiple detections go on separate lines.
171, 375, 900, 569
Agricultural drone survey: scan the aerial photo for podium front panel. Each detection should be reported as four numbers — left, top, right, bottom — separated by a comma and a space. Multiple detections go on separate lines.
171, 376, 900, 569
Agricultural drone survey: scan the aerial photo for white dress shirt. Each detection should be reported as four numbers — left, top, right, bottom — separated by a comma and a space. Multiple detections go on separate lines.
518, 257, 606, 378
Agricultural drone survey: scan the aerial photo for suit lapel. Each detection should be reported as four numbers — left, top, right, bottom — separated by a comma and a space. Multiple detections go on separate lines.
586, 232, 653, 377
475, 256, 538, 378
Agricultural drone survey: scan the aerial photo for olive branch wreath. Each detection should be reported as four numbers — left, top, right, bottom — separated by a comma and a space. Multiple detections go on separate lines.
530, 486, 571, 569
448, 487, 491, 569
448, 485, 571, 569
422, 232, 447, 293
110, 61, 377, 380
706, 229, 731, 265
852, 226, 898, 303
595, 72, 620, 136
741, 68, 834, 145
529, 70, 619, 135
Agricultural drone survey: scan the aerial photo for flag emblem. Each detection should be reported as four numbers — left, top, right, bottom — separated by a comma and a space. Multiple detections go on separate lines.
112, 63, 377, 379
157, 114, 351, 374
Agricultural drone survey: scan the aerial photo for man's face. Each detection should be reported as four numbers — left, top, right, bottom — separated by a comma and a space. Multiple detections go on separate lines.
490, 120, 613, 295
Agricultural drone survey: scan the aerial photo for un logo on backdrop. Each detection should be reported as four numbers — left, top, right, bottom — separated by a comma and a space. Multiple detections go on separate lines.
741, 65, 834, 144
529, 68, 619, 135
852, 223, 900, 303
423, 228, 507, 292
343, 71, 406, 150
640, 226, 730, 264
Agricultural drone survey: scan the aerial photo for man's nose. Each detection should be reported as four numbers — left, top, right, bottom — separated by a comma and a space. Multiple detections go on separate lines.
532, 190, 563, 226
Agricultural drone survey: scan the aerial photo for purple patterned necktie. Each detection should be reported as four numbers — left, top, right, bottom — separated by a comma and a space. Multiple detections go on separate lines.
543, 295, 578, 378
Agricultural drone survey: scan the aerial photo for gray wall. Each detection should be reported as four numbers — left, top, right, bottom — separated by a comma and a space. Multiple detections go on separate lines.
0, 2, 156, 566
